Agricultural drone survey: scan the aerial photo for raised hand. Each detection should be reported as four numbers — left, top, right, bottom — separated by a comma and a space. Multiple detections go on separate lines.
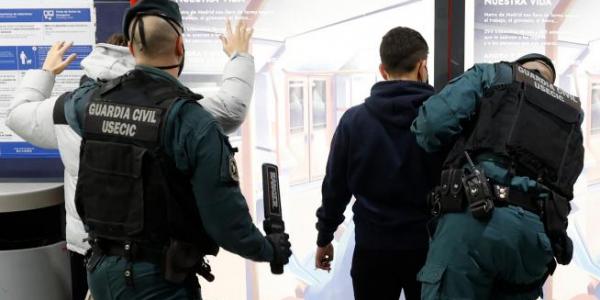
219, 19, 254, 57
42, 41, 77, 75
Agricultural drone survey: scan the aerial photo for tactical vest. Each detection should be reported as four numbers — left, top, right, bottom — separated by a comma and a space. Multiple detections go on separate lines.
444, 63, 584, 199
74, 70, 218, 257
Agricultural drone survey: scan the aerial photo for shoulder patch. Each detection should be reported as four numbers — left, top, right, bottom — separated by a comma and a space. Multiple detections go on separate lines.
513, 64, 580, 108
220, 135, 240, 184
229, 154, 239, 182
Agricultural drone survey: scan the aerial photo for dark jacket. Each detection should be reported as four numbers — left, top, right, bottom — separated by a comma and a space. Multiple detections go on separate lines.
316, 80, 445, 250
65, 65, 274, 262
411, 63, 540, 192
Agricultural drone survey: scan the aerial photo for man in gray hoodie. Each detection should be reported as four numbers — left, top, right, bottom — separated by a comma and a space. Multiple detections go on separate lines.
6, 19, 255, 300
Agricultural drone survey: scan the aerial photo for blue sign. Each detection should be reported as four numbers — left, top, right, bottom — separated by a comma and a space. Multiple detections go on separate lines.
0, 47, 17, 70
16, 46, 36, 70
0, 8, 91, 23
0, 45, 92, 71
0, 142, 61, 158
0, 9, 41, 23
37, 45, 92, 70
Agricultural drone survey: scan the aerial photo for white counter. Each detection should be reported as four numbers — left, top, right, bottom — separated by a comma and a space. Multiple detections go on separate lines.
0, 182, 64, 213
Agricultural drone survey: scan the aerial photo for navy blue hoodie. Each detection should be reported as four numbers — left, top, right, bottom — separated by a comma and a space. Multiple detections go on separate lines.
316, 80, 445, 250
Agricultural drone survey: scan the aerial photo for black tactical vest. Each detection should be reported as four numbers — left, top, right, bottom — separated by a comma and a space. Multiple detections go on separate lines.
444, 63, 584, 199
75, 70, 218, 256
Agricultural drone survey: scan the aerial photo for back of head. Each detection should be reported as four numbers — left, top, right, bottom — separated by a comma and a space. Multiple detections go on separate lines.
123, 0, 183, 61
128, 15, 181, 59
380, 27, 429, 75
514, 53, 556, 83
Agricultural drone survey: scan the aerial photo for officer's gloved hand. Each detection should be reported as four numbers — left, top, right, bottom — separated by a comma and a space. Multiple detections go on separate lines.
551, 233, 573, 265
266, 233, 292, 265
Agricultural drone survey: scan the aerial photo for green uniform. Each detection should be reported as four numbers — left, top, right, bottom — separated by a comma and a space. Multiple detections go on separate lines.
65, 65, 273, 299
411, 63, 554, 299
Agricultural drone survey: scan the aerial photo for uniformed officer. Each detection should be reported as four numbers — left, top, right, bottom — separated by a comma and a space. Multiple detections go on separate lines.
59, 0, 292, 299
411, 54, 584, 299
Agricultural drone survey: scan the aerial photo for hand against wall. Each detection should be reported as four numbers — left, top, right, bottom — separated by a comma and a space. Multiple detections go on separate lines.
220, 19, 254, 57
42, 41, 77, 75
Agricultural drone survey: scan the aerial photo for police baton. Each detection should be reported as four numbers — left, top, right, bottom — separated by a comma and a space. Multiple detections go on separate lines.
262, 163, 286, 274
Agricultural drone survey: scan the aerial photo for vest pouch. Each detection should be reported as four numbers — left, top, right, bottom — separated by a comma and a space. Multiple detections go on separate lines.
438, 169, 465, 213
466, 84, 520, 153
506, 86, 580, 184
77, 140, 146, 239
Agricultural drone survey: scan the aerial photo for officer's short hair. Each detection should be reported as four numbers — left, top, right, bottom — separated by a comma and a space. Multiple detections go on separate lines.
129, 15, 181, 58
380, 27, 429, 74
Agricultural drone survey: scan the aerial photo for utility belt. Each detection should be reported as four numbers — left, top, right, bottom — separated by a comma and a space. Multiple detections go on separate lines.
429, 169, 542, 217
429, 166, 573, 265
86, 238, 214, 290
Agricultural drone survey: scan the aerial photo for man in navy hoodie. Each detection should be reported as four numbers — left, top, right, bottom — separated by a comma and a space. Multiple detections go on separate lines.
314, 27, 444, 300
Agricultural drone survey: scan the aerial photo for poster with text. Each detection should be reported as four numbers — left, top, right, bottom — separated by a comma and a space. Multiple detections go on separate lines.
175, 1, 435, 299
0, 0, 94, 165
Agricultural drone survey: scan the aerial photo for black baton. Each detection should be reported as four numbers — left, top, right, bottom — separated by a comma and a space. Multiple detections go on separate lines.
262, 163, 286, 274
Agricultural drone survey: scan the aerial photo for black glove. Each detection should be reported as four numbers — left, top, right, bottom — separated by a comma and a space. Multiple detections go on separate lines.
543, 191, 573, 265
266, 233, 292, 265
550, 233, 573, 265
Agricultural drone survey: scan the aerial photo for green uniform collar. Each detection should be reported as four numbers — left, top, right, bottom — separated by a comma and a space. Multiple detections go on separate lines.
135, 64, 185, 89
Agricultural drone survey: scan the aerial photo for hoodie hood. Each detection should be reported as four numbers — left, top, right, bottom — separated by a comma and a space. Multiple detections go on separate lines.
365, 80, 434, 128
80, 43, 135, 80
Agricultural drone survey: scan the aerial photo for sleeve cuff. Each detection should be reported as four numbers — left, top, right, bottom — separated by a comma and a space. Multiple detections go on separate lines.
316, 230, 334, 247
262, 237, 275, 262
222, 52, 255, 85
21, 69, 56, 98
229, 51, 254, 61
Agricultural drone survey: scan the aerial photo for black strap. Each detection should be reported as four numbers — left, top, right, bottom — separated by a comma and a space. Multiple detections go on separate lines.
435, 172, 543, 216
156, 64, 181, 71
492, 185, 542, 215
99, 240, 165, 266
130, 17, 144, 50
53, 92, 70, 125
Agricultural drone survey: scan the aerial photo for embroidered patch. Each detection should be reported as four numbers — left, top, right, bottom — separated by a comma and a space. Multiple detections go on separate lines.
229, 154, 239, 182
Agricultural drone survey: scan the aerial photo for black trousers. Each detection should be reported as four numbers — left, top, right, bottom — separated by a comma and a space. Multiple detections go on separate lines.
351, 247, 428, 300
70, 251, 89, 300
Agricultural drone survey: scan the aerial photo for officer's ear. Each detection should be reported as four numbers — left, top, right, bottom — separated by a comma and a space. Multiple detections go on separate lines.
175, 35, 184, 57
379, 63, 390, 80
418, 59, 429, 83
128, 42, 136, 57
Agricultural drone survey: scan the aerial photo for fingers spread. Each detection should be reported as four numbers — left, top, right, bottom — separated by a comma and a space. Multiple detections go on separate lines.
235, 19, 243, 36
58, 41, 73, 55
245, 27, 254, 40
226, 18, 233, 37
239, 21, 246, 36
50, 41, 60, 52
219, 34, 227, 45
64, 53, 77, 65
